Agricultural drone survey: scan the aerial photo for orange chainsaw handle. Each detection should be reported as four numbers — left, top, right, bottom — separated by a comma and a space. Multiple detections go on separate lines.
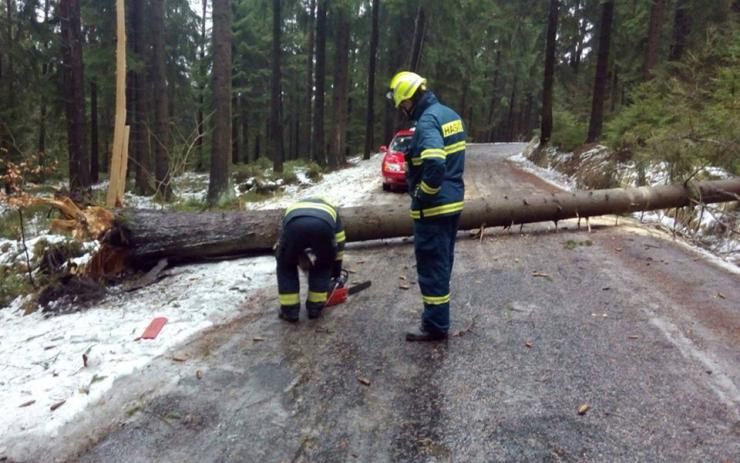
325, 286, 348, 307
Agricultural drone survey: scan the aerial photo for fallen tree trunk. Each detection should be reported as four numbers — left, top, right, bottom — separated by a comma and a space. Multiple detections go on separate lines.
101, 178, 740, 269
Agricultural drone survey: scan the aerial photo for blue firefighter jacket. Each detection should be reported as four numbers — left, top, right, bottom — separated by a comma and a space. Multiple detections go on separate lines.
405, 91, 466, 220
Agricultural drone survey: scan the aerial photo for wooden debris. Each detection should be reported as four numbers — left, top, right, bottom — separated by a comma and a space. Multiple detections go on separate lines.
50, 400, 66, 411
578, 404, 590, 415
628, 335, 639, 340
253, 336, 265, 342
19, 400, 35, 408
170, 356, 188, 362
532, 271, 551, 278
525, 341, 533, 348
123, 258, 169, 292
452, 316, 478, 337
31, 196, 115, 241
357, 377, 371, 386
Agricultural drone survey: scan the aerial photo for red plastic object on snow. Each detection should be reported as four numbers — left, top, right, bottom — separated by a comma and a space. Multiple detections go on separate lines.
141, 317, 168, 339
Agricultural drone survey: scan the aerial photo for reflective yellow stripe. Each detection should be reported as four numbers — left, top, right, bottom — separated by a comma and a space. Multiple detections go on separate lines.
279, 293, 300, 305
308, 291, 327, 303
420, 181, 440, 195
444, 140, 466, 155
411, 157, 423, 166
420, 148, 446, 160
335, 251, 344, 261
285, 202, 337, 221
422, 294, 450, 305
442, 119, 464, 137
335, 231, 346, 242
410, 201, 465, 219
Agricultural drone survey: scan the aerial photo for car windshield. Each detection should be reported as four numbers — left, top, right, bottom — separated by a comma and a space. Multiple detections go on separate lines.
390, 135, 412, 152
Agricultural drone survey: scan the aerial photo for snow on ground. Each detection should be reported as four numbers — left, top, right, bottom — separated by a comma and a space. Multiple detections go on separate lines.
508, 152, 576, 192
509, 147, 739, 267
0, 152, 385, 451
0, 146, 736, 451
101, 153, 385, 211
246, 153, 385, 210
0, 235, 68, 267
0, 256, 276, 448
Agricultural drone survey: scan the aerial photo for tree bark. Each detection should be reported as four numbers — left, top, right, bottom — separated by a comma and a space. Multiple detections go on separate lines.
130, 0, 153, 194
90, 80, 99, 183
303, 0, 315, 158
270, 0, 284, 173
60, 0, 90, 194
197, 0, 208, 171
644, 0, 666, 80
208, 0, 232, 204
5, 0, 14, 113
100, 179, 740, 268
242, 97, 251, 163
330, 4, 350, 170
363, 0, 379, 160
539, 0, 558, 147
232, 93, 240, 164
523, 93, 534, 139
506, 76, 518, 142
669, 0, 691, 61
151, 0, 172, 200
486, 49, 501, 142
311, 0, 327, 166
586, 0, 614, 144
408, 4, 426, 71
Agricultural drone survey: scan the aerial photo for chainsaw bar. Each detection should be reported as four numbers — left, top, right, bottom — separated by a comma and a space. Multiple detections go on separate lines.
348, 280, 372, 295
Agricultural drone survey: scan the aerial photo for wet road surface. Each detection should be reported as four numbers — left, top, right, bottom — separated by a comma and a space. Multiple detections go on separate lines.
34, 144, 740, 462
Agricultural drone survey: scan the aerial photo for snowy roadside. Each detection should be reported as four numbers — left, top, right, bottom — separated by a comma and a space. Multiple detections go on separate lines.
0, 153, 385, 455
508, 147, 739, 269
246, 153, 388, 209
1, 144, 736, 456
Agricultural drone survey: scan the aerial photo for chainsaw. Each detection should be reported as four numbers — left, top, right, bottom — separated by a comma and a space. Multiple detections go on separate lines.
325, 269, 371, 307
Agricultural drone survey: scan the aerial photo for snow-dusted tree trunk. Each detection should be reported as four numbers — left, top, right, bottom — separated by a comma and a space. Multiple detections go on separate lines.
102, 179, 740, 268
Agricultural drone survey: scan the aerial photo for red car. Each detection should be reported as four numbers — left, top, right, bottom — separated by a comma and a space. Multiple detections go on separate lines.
380, 128, 414, 191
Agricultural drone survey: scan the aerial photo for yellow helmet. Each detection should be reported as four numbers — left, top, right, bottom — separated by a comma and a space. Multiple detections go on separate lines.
387, 71, 427, 108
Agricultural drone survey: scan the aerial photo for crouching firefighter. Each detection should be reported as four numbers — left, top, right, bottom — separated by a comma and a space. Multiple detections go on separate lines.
275, 197, 346, 322
387, 71, 466, 342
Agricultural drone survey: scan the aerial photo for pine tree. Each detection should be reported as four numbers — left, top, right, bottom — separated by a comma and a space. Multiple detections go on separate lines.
208, 0, 233, 204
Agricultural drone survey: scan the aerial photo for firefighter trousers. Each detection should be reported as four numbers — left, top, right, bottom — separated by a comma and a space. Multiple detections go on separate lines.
276, 216, 335, 318
413, 214, 460, 334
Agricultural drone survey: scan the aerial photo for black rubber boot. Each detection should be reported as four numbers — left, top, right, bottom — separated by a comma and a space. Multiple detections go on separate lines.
405, 326, 448, 342
307, 302, 323, 319
279, 305, 299, 323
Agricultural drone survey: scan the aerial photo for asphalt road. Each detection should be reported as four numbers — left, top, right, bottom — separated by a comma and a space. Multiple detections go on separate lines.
33, 144, 740, 462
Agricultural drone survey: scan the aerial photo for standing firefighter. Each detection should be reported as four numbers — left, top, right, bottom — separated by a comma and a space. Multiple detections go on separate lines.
387, 71, 466, 342
276, 197, 346, 322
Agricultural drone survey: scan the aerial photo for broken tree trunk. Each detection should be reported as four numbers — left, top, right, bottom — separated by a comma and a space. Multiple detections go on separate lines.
98, 178, 740, 269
